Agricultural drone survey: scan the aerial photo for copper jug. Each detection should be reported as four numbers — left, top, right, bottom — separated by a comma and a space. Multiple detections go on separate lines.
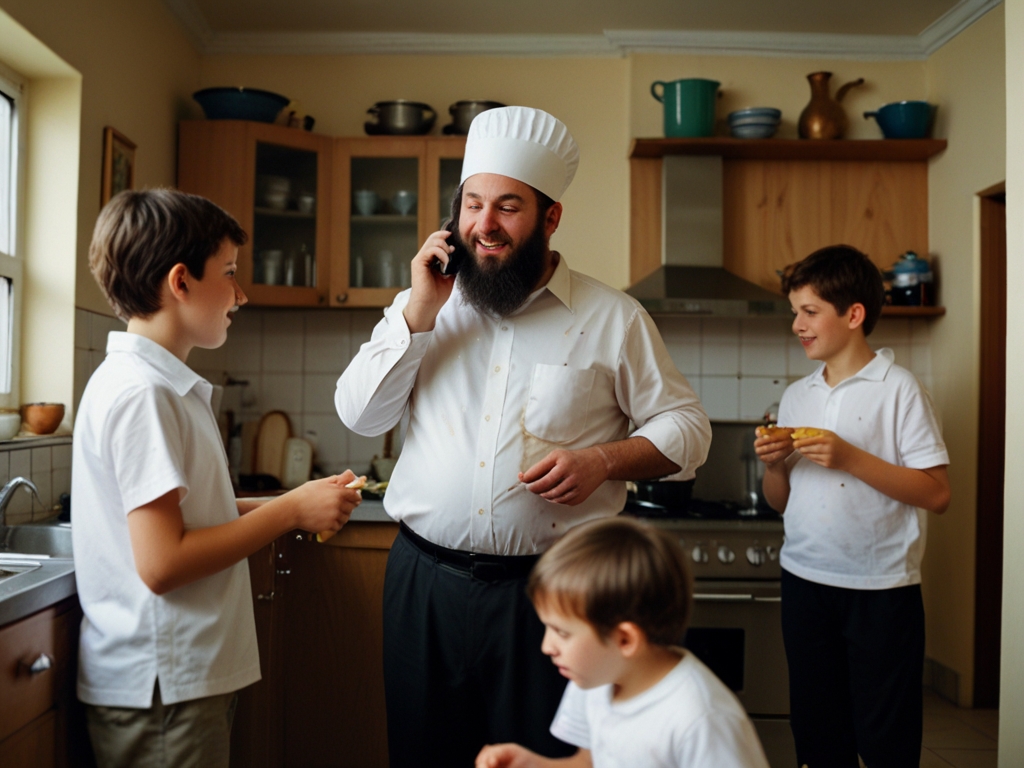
798, 72, 865, 140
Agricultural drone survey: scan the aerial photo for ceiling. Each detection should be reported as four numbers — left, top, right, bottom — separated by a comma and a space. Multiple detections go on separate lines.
161, 0, 1002, 58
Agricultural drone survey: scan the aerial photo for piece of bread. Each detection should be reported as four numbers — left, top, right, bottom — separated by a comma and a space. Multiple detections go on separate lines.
791, 427, 825, 440
755, 425, 795, 441
316, 476, 367, 543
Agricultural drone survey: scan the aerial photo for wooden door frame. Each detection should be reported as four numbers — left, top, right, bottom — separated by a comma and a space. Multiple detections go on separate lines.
975, 180, 1005, 708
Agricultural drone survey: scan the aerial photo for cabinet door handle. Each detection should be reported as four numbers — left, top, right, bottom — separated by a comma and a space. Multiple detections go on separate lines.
335, 293, 348, 304
276, 569, 291, 576
20, 653, 53, 675
257, 591, 275, 601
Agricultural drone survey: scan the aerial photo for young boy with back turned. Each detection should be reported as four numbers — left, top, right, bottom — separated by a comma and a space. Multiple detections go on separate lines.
73, 189, 363, 767
755, 245, 950, 767
475, 516, 769, 768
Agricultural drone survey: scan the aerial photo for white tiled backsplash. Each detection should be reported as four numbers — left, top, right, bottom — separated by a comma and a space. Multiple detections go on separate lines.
72, 306, 929, 477
0, 438, 72, 525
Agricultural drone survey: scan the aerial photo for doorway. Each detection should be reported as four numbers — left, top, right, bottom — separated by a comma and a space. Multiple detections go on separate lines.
975, 181, 1005, 708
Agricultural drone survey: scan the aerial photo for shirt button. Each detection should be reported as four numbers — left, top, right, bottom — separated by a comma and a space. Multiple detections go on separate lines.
478, 508, 485, 515
484, 415, 491, 421
399, 339, 407, 346
479, 461, 486, 468
501, 326, 508, 331
494, 365, 501, 373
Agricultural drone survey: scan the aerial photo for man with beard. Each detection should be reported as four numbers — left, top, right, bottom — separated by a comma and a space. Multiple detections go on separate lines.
336, 107, 710, 767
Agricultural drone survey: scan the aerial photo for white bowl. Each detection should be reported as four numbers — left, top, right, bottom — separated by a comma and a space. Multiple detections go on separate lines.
0, 411, 19, 440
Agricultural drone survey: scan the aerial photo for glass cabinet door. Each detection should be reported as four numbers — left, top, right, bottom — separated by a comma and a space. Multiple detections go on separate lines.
349, 157, 420, 290
252, 142, 319, 290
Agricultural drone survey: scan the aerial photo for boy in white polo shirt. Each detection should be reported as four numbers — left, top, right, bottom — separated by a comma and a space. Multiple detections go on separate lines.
74, 189, 363, 768
755, 245, 950, 768
475, 517, 769, 768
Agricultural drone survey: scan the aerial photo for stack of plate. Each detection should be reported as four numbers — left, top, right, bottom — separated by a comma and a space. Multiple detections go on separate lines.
728, 108, 782, 139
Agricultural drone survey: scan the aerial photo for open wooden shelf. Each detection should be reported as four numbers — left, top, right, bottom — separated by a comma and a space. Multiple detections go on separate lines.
629, 137, 948, 161
880, 306, 946, 317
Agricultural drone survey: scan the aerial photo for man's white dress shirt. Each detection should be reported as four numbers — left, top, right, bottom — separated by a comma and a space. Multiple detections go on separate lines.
337, 255, 710, 555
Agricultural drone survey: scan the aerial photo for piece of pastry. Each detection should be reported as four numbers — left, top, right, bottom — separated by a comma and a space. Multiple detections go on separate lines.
791, 427, 825, 440
755, 425, 795, 441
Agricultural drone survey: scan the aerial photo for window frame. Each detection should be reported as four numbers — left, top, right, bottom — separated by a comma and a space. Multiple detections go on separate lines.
0, 60, 25, 410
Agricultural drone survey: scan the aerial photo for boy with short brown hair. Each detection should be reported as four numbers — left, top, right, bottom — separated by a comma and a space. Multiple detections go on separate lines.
74, 189, 362, 767
756, 244, 950, 767
476, 516, 769, 768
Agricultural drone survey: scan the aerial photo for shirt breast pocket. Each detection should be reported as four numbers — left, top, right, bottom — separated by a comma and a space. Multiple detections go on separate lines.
524, 364, 596, 444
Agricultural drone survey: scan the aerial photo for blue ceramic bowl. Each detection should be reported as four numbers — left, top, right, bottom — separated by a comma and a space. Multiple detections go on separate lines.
728, 107, 782, 123
864, 101, 935, 139
193, 87, 290, 123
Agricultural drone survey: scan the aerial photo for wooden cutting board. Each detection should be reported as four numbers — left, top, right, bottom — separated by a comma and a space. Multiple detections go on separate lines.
254, 411, 292, 480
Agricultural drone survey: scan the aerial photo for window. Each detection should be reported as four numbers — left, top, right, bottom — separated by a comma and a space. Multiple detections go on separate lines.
0, 62, 23, 405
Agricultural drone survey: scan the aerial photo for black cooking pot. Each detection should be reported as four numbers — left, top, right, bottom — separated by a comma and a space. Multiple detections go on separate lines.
633, 479, 695, 510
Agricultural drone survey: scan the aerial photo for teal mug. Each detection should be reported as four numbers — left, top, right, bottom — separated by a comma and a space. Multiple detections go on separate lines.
651, 78, 720, 138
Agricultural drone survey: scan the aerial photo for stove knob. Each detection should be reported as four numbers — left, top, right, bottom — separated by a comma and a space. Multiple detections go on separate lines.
746, 546, 767, 566
691, 544, 709, 564
717, 545, 735, 564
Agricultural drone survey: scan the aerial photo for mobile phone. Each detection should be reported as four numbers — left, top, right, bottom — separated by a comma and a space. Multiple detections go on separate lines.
432, 218, 466, 276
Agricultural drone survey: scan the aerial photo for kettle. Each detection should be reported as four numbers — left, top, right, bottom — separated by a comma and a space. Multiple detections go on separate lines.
798, 72, 865, 140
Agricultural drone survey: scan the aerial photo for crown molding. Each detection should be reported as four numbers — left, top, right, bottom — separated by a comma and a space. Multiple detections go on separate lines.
160, 0, 1002, 60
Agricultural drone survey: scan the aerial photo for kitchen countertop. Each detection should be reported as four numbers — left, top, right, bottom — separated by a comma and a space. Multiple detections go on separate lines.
0, 553, 77, 627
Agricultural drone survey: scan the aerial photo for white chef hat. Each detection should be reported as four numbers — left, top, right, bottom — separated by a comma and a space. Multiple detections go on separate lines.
460, 106, 579, 201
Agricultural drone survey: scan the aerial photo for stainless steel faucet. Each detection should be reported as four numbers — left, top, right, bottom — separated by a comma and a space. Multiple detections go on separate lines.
0, 477, 43, 528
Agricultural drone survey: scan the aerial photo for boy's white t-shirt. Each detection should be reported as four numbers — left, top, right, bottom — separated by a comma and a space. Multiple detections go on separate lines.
778, 348, 949, 590
72, 332, 260, 708
549, 651, 770, 768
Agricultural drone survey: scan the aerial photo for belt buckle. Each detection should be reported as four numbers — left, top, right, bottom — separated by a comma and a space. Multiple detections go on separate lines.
469, 557, 506, 582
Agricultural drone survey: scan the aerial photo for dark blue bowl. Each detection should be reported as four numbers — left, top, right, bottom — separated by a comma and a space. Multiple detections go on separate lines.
863, 101, 935, 139
193, 87, 290, 123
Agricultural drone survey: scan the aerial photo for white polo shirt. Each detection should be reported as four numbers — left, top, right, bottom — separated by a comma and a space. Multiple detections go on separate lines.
778, 348, 949, 590
72, 332, 260, 707
550, 651, 769, 768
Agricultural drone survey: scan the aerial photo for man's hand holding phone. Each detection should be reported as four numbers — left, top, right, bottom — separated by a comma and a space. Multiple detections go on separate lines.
403, 227, 460, 333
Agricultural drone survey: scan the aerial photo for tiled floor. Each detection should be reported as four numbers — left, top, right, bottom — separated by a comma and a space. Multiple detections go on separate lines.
920, 690, 999, 767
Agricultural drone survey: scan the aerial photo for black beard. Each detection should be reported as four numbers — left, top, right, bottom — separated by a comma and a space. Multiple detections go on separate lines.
455, 221, 548, 317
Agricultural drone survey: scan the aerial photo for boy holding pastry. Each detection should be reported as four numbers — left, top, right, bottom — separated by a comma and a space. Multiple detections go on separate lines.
754, 244, 950, 767
475, 516, 769, 768
74, 189, 363, 767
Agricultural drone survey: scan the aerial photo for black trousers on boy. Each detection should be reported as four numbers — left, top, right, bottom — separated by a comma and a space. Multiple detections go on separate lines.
781, 569, 925, 768
382, 523, 574, 768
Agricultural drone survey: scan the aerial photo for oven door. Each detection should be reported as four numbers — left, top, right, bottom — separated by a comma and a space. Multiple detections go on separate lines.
684, 580, 788, 716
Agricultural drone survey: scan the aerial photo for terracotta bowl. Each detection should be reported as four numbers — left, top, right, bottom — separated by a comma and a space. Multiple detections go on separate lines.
21, 403, 64, 435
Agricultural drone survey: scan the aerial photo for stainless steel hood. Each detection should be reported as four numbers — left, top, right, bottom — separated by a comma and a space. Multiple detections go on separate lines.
625, 155, 792, 317
627, 265, 792, 316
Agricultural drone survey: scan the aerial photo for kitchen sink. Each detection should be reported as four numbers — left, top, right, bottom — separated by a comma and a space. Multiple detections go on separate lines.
0, 522, 73, 558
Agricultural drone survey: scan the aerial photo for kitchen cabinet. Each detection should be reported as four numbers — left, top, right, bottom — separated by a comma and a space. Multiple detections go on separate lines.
179, 120, 334, 308
228, 523, 398, 768
0, 597, 93, 768
178, 121, 465, 309
331, 136, 465, 307
629, 137, 948, 316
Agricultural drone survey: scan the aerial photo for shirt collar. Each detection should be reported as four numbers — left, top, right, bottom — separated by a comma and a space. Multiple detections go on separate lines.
542, 252, 572, 310
808, 348, 894, 390
106, 331, 205, 397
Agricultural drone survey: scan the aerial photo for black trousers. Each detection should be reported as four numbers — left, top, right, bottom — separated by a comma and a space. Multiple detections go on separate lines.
382, 529, 574, 768
781, 569, 925, 768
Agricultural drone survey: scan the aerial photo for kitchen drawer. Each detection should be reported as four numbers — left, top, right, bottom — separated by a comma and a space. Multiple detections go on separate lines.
0, 708, 56, 768
0, 606, 59, 742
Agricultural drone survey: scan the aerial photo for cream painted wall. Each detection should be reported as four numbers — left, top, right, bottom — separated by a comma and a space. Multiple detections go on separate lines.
199, 55, 631, 289
629, 54, 927, 139
1001, 1, 1023, 761
0, 0, 201, 316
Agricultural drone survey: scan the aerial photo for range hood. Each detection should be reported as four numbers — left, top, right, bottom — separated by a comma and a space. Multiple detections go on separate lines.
625, 156, 791, 317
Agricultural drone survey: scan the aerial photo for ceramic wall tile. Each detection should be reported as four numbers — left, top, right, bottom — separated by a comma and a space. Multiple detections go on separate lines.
0, 451, 9, 485
262, 311, 304, 373
261, 374, 303, 415
350, 310, 383, 350
74, 349, 90, 413
304, 311, 351, 373
302, 414, 349, 470
6, 449, 32, 518
52, 444, 72, 471
32, 470, 52, 516
740, 319, 790, 377
89, 351, 106, 378
188, 343, 226, 372
699, 375, 740, 421
225, 311, 263, 372
701, 320, 740, 375
31, 446, 52, 475
739, 377, 788, 421
870, 318, 911, 346
75, 308, 91, 350
303, 374, 339, 415
347, 430, 388, 475
787, 338, 819, 378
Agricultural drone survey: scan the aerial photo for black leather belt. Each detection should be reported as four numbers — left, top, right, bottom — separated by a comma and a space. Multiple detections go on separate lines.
399, 522, 541, 582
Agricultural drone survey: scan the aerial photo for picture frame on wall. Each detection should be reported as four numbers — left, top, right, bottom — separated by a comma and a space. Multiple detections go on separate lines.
101, 126, 136, 206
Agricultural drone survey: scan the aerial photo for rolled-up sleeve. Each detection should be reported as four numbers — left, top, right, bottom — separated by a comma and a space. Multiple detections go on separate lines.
335, 291, 433, 437
616, 309, 711, 480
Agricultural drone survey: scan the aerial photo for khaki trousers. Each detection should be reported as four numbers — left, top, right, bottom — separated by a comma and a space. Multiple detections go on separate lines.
85, 682, 238, 768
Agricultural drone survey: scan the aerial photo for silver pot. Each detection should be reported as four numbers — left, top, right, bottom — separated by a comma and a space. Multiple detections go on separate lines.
443, 100, 506, 135
365, 100, 436, 135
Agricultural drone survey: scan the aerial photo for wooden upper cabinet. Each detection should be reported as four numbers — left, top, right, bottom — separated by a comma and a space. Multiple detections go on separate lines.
178, 121, 333, 307
629, 138, 946, 295
179, 121, 466, 309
